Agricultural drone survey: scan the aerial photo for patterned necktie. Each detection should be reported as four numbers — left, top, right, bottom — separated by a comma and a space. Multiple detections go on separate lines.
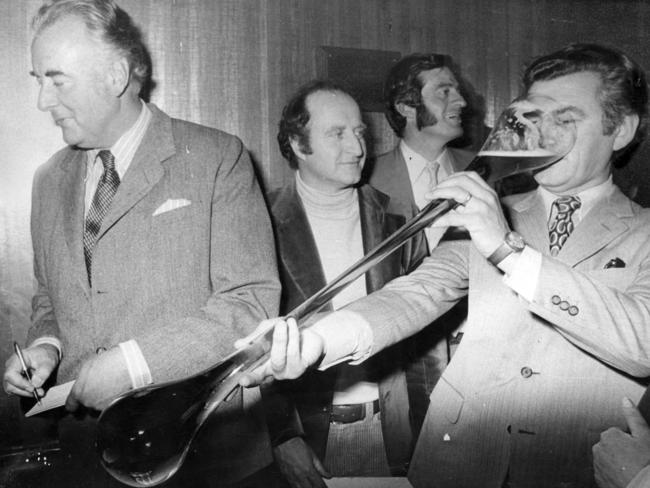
83, 150, 120, 284
549, 196, 581, 256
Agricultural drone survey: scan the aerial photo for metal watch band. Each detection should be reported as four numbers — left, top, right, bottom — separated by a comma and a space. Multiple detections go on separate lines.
487, 243, 515, 266
487, 231, 525, 266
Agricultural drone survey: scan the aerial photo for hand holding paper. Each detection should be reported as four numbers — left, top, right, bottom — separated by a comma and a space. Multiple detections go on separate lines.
26, 380, 75, 417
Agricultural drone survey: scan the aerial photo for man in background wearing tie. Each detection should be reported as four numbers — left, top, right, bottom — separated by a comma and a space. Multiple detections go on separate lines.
242, 43, 650, 488
2, 0, 279, 486
368, 53, 474, 435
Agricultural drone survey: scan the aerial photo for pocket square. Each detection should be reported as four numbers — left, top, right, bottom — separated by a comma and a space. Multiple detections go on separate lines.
152, 198, 191, 216
604, 257, 625, 269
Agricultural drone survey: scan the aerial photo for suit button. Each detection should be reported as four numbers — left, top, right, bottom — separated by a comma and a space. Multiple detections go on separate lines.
551, 295, 561, 305
568, 305, 579, 316
521, 366, 534, 378
96, 346, 107, 354
559, 301, 570, 311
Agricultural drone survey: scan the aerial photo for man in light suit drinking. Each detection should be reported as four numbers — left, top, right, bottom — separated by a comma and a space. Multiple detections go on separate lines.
241, 43, 650, 488
3, 0, 279, 485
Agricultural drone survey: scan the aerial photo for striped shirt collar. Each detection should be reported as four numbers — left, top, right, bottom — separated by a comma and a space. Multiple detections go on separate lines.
85, 101, 152, 179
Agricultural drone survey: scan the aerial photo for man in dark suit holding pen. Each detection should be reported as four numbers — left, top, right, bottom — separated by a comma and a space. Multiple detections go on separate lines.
2, 0, 279, 486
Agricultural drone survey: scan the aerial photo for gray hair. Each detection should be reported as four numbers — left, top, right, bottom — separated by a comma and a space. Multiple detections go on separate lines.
32, 0, 151, 90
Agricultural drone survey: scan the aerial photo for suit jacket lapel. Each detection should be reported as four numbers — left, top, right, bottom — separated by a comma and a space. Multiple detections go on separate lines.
60, 149, 90, 292
372, 146, 417, 210
98, 104, 172, 239
507, 187, 634, 266
359, 185, 386, 294
448, 147, 475, 172
272, 182, 328, 306
359, 185, 401, 293
558, 187, 633, 266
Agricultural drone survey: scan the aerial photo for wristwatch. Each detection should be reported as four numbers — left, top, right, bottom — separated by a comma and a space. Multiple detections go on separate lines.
487, 231, 526, 266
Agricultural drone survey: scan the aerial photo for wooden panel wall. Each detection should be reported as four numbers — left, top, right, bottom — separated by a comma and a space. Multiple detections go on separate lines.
1, 0, 649, 449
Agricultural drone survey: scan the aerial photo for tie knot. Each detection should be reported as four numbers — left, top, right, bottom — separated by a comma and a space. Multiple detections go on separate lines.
98, 150, 115, 171
553, 196, 581, 215
425, 160, 439, 172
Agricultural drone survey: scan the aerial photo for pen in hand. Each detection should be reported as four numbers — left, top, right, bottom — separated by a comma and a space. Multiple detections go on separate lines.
13, 342, 43, 405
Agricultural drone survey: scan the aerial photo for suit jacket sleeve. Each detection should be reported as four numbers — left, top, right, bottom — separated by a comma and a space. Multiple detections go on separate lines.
344, 239, 469, 355
133, 135, 280, 382
628, 465, 650, 488
27, 162, 61, 344
528, 254, 650, 377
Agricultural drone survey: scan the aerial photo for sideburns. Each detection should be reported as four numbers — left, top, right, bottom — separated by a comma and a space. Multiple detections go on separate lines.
416, 103, 438, 130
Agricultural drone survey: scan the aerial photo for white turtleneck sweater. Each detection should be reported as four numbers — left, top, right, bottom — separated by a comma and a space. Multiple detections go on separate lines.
296, 172, 378, 405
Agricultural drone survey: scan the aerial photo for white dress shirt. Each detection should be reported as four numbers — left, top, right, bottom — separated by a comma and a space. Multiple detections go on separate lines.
400, 141, 455, 250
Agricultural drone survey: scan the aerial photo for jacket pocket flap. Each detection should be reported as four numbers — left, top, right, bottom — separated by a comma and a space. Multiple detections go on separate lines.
430, 376, 464, 424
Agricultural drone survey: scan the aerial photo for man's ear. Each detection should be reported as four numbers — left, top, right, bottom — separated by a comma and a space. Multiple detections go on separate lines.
613, 113, 640, 151
289, 138, 308, 161
396, 102, 416, 121
107, 57, 131, 97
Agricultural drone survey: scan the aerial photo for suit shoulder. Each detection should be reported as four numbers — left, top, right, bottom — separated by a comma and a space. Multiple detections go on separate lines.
372, 146, 401, 168
367, 146, 406, 191
33, 146, 75, 185
38, 145, 73, 170
170, 117, 245, 155
266, 184, 296, 220
448, 147, 476, 167
449, 147, 475, 158
360, 183, 390, 209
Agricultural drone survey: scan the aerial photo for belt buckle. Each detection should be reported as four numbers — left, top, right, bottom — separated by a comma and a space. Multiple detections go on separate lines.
330, 400, 379, 424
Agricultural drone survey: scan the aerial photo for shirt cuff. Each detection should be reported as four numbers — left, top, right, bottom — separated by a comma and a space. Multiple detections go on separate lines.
30, 337, 62, 361
119, 340, 153, 388
309, 310, 373, 370
627, 465, 650, 488
502, 245, 542, 302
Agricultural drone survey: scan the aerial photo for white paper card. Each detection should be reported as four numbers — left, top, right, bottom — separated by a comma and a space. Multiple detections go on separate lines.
25, 380, 74, 417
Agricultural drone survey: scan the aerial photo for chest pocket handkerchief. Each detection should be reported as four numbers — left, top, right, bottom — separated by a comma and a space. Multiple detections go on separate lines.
152, 198, 192, 217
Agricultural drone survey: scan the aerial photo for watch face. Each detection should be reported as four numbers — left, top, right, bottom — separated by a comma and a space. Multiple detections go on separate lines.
506, 232, 525, 251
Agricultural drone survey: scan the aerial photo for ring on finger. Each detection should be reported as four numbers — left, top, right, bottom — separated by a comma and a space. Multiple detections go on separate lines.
461, 193, 472, 205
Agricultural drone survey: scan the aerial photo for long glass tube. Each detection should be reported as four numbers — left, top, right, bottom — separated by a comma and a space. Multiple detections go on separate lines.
96, 99, 575, 486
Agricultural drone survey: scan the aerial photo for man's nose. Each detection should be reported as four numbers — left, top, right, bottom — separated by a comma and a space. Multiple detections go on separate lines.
37, 83, 57, 112
453, 89, 467, 108
345, 133, 365, 157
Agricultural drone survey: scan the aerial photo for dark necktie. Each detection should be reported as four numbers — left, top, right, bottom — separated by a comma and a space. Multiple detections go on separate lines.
549, 196, 581, 256
83, 150, 120, 284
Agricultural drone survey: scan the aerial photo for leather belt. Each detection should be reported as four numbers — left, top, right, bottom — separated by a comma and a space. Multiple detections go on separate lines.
330, 399, 380, 424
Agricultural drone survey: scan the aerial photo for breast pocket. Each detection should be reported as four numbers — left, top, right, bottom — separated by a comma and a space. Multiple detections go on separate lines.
584, 268, 636, 291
